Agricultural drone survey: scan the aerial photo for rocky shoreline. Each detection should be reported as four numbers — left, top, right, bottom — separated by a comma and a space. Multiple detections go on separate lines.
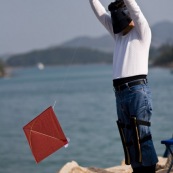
57, 156, 173, 173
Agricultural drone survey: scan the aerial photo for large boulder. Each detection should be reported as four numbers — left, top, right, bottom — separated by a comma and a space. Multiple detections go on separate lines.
58, 156, 171, 173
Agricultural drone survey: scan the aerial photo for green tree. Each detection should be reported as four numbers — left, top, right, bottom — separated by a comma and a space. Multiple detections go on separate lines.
153, 44, 173, 66
0, 59, 5, 77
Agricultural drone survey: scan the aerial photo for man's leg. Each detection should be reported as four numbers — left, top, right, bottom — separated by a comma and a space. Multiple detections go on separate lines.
132, 164, 156, 173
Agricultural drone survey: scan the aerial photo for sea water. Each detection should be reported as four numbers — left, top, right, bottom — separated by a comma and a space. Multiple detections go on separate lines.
0, 64, 173, 173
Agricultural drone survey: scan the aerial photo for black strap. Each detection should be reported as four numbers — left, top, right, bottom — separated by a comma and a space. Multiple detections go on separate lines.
118, 122, 131, 129
136, 119, 151, 126
126, 141, 133, 147
116, 120, 131, 165
126, 135, 152, 147
118, 119, 151, 129
130, 117, 142, 162
140, 134, 152, 143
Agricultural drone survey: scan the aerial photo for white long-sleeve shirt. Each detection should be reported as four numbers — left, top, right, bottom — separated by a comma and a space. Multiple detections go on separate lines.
89, 0, 151, 80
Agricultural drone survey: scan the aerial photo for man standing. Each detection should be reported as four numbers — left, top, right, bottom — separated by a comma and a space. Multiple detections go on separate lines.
89, 0, 158, 172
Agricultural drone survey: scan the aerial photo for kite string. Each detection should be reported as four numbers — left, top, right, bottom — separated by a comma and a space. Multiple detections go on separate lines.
54, 39, 81, 101
52, 39, 81, 108
59, 42, 81, 90
53, 40, 82, 148
53, 100, 57, 110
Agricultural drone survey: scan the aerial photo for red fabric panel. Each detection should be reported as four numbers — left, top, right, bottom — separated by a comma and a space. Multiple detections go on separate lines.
23, 106, 68, 163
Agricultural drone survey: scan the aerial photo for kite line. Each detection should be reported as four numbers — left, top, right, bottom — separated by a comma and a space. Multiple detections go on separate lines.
59, 40, 81, 90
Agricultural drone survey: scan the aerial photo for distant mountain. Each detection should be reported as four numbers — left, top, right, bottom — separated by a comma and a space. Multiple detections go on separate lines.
0, 54, 12, 61
151, 21, 173, 47
61, 35, 114, 53
6, 47, 112, 67
5, 21, 173, 67
61, 21, 173, 52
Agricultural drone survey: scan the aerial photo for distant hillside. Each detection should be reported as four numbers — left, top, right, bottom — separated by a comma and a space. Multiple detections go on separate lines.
61, 35, 114, 53
151, 21, 173, 47
61, 21, 173, 52
6, 47, 112, 67
152, 44, 173, 67
5, 21, 173, 67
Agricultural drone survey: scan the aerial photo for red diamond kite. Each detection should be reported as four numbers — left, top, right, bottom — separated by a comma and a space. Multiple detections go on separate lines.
23, 106, 68, 163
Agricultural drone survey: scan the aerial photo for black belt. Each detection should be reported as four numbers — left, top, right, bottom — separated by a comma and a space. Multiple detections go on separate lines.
114, 79, 146, 91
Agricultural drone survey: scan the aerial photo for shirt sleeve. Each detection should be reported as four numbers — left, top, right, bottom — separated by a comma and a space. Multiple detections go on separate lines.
123, 0, 151, 39
89, 0, 114, 37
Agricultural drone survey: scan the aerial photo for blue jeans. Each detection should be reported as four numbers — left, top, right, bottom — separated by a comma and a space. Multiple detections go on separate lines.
114, 81, 158, 168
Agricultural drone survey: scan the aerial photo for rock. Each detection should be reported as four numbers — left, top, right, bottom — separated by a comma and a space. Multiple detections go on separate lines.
58, 161, 132, 173
156, 157, 167, 170
106, 165, 132, 173
57, 156, 172, 173
58, 161, 131, 173
88, 167, 114, 173
58, 161, 87, 173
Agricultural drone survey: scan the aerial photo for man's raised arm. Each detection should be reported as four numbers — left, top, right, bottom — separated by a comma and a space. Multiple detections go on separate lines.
89, 0, 114, 37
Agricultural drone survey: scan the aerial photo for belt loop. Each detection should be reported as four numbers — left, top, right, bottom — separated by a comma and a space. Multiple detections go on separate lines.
125, 83, 129, 89
144, 78, 147, 84
144, 79, 146, 84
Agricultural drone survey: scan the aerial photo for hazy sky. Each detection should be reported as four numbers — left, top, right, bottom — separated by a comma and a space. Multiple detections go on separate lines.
1, 0, 173, 55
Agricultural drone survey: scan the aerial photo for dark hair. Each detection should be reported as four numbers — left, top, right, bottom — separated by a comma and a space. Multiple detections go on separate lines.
108, 0, 125, 11
108, 0, 132, 34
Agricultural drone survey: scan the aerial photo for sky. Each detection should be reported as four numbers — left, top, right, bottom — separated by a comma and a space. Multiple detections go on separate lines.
0, 0, 173, 55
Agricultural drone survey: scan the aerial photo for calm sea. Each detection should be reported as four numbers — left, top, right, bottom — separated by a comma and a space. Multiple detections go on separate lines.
0, 64, 173, 173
